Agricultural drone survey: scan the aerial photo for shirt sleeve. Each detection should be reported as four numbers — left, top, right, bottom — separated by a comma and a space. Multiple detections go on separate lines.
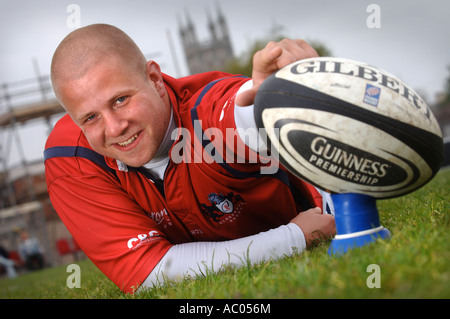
233, 79, 267, 153
139, 223, 306, 289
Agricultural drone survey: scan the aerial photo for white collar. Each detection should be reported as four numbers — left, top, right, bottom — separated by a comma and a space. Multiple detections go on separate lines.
144, 106, 175, 169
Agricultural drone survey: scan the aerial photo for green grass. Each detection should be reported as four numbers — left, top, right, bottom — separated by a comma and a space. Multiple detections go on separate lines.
1, 169, 449, 299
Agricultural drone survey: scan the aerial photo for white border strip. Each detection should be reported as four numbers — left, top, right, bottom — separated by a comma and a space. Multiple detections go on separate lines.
334, 226, 385, 240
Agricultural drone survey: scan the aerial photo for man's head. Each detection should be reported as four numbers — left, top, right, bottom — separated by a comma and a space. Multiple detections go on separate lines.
51, 24, 171, 167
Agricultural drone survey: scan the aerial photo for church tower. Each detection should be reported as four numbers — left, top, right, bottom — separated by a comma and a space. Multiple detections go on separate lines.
179, 5, 234, 75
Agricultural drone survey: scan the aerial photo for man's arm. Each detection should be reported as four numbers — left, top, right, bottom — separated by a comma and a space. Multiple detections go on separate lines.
233, 38, 335, 242
139, 207, 334, 290
140, 223, 304, 289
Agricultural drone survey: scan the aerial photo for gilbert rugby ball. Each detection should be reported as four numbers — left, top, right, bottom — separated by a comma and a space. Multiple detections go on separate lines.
254, 57, 443, 199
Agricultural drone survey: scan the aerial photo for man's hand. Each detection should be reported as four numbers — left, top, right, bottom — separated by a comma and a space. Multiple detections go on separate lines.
290, 207, 336, 247
236, 39, 319, 106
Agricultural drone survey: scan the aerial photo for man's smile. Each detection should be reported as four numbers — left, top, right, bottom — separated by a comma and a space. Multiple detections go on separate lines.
113, 131, 144, 150
117, 133, 139, 147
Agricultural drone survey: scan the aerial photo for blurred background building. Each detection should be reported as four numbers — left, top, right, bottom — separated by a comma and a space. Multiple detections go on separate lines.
0, 69, 70, 270
179, 6, 234, 74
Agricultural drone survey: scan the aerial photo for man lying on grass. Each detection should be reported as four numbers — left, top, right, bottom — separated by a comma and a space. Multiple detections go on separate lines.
45, 24, 335, 293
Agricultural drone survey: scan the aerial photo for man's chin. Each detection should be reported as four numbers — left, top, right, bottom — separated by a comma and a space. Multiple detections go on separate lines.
116, 153, 154, 168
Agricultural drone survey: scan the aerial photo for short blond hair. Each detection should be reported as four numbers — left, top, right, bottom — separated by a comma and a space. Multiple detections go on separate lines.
51, 24, 147, 98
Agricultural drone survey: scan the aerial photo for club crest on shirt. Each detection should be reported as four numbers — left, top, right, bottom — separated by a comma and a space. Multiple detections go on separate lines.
201, 192, 246, 223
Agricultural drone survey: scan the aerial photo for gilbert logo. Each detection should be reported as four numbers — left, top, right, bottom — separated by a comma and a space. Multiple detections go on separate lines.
288, 59, 430, 120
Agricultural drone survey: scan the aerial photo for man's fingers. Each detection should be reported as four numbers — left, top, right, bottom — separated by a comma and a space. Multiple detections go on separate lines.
253, 44, 282, 73
294, 39, 319, 58
275, 39, 319, 68
237, 38, 320, 106
256, 39, 319, 74
303, 207, 322, 215
235, 88, 256, 107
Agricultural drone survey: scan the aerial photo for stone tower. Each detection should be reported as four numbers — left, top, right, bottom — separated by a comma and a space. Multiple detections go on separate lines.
179, 6, 234, 75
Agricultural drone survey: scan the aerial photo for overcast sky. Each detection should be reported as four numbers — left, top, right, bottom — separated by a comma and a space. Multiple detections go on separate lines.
1, 0, 450, 167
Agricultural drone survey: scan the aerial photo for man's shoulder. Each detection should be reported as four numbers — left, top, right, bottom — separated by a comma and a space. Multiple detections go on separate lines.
163, 71, 246, 100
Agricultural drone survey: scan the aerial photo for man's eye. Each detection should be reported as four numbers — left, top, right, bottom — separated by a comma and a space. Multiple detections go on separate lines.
85, 114, 97, 123
116, 96, 128, 105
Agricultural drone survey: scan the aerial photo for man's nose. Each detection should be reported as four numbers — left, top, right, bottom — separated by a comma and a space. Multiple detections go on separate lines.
104, 111, 128, 137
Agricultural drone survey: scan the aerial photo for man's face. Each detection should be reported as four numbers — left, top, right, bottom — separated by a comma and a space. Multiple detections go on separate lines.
58, 58, 170, 167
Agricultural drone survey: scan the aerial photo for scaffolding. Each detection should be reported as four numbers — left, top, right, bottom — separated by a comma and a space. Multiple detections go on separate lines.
0, 59, 65, 267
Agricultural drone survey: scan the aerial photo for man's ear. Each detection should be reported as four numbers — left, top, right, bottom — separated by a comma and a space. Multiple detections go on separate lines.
146, 60, 166, 97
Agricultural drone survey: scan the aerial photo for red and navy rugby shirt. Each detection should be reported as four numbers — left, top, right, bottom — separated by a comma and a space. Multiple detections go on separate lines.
44, 71, 322, 293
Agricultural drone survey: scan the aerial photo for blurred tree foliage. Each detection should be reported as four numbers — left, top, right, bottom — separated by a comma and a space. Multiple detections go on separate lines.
433, 66, 450, 137
437, 66, 450, 108
224, 25, 332, 77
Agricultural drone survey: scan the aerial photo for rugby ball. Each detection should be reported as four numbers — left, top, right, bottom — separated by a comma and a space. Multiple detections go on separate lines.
254, 57, 443, 199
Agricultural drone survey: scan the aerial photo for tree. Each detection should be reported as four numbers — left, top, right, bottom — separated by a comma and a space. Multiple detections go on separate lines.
225, 27, 332, 77
438, 65, 450, 108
